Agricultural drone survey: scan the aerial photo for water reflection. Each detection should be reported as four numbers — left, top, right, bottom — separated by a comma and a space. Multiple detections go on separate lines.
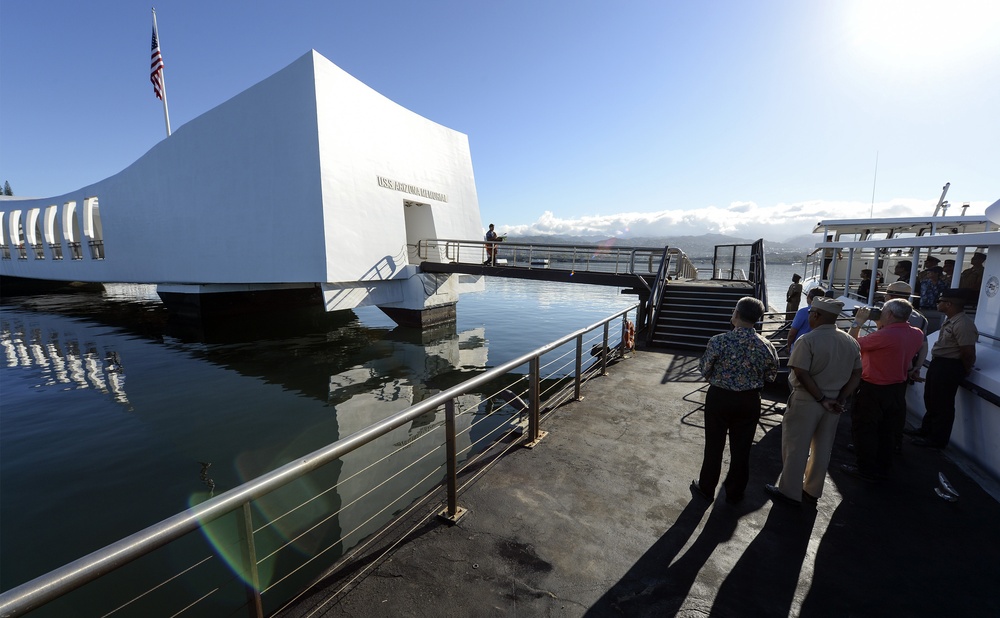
0, 289, 503, 595
1, 313, 133, 409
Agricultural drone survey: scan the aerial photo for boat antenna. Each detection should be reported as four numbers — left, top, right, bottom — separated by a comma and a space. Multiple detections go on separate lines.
869, 151, 879, 218
931, 182, 950, 217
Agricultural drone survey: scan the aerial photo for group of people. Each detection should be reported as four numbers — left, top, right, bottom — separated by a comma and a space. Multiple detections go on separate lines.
903, 254, 986, 309
693, 273, 979, 506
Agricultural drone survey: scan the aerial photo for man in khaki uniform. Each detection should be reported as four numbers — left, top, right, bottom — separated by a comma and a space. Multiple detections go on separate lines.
766, 297, 862, 505
908, 288, 979, 448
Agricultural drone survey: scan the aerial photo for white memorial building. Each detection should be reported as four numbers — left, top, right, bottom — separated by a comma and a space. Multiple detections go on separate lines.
0, 50, 484, 326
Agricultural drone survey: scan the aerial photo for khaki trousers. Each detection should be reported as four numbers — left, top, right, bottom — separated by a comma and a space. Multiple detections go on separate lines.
778, 395, 841, 501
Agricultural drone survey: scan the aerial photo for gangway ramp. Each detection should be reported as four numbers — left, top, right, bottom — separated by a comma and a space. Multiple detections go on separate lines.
416, 238, 668, 288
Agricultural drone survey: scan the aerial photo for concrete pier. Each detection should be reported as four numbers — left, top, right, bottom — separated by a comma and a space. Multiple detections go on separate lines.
284, 347, 1000, 617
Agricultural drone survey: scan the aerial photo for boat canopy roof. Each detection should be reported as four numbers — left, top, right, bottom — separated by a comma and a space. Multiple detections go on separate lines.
826, 230, 1000, 251
812, 215, 997, 239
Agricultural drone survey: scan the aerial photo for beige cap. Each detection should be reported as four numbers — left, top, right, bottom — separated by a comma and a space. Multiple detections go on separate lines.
886, 281, 912, 295
811, 296, 844, 315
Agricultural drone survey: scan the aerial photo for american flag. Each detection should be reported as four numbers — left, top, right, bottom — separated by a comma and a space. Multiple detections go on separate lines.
150, 23, 164, 100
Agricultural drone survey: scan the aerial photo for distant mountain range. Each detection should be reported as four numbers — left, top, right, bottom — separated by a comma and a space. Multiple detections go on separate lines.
504, 233, 820, 261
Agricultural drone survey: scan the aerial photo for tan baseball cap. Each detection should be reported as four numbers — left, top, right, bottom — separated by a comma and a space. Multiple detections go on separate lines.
811, 297, 844, 315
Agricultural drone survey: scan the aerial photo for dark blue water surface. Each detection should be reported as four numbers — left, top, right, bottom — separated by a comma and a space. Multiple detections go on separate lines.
0, 278, 637, 591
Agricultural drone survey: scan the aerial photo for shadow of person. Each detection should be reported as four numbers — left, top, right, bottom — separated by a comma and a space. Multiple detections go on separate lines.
583, 489, 718, 617
585, 403, 784, 617
795, 416, 1000, 616
709, 497, 817, 616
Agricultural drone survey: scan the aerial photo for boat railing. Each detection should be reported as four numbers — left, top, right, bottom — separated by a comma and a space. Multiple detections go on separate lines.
0, 305, 639, 618
416, 238, 671, 277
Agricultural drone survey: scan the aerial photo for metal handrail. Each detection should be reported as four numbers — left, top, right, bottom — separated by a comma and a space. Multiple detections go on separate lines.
0, 305, 638, 617
416, 238, 665, 275
644, 246, 671, 343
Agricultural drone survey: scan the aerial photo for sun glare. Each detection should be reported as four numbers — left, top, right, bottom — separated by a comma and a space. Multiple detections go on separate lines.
847, 0, 1000, 70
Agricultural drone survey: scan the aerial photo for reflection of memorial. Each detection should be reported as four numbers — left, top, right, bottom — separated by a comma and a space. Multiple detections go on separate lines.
0, 295, 503, 592
316, 326, 491, 558
1, 312, 132, 410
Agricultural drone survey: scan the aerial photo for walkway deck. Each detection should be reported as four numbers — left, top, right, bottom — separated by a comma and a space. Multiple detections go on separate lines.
419, 260, 657, 288
284, 347, 1000, 617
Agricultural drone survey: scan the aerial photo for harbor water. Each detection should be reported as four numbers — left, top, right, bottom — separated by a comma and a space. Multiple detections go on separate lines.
0, 277, 639, 593
0, 264, 799, 596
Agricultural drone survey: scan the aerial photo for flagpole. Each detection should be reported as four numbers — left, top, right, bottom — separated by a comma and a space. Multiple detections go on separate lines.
152, 8, 172, 136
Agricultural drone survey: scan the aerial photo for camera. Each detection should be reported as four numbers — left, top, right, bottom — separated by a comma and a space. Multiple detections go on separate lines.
853, 306, 881, 322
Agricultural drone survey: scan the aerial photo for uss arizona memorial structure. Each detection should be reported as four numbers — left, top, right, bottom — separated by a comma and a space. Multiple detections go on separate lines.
0, 50, 484, 326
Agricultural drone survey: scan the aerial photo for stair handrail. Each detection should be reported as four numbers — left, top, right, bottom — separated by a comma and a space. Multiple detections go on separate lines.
750, 238, 767, 307
644, 245, 672, 343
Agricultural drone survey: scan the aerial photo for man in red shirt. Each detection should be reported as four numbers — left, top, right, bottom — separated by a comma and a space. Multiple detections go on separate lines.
841, 299, 924, 480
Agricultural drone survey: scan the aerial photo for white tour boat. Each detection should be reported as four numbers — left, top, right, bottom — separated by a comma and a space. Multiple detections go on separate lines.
802, 185, 1000, 484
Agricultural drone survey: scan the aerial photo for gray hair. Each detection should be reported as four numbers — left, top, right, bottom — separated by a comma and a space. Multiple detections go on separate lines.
735, 296, 765, 323
882, 298, 913, 321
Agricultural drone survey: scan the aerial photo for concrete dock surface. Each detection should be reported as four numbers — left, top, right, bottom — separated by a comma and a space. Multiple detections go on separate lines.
284, 348, 1000, 617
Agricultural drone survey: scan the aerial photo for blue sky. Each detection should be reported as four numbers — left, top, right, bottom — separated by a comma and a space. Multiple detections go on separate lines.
1, 1, 998, 242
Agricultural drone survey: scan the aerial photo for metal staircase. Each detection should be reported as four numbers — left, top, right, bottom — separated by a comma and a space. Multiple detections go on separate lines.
647, 283, 754, 351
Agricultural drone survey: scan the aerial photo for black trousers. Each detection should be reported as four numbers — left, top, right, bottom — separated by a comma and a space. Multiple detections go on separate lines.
851, 380, 906, 474
920, 357, 966, 446
699, 385, 761, 501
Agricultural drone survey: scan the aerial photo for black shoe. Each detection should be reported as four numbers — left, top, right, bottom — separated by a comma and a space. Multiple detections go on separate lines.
802, 490, 819, 504
846, 443, 855, 451
903, 427, 924, 436
690, 480, 714, 502
764, 483, 800, 506
911, 437, 945, 448
838, 463, 877, 482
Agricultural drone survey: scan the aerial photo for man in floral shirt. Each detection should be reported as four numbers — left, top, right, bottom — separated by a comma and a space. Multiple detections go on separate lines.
693, 296, 778, 504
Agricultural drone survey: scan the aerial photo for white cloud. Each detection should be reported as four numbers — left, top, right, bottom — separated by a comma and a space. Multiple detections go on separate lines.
499, 198, 992, 242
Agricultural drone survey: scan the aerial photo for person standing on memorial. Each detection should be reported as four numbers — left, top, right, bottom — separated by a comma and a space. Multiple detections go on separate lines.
693, 297, 778, 504
484, 223, 501, 265
766, 297, 862, 505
